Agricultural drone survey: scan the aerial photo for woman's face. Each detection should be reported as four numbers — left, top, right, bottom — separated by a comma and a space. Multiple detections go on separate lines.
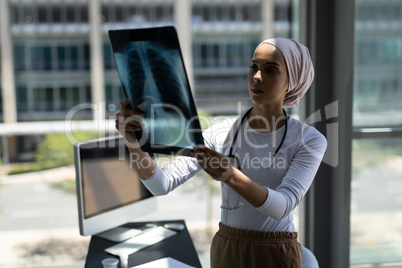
247, 43, 289, 107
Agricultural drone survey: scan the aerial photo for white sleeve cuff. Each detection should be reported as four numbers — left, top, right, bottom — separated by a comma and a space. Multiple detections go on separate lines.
255, 187, 287, 221
139, 166, 169, 196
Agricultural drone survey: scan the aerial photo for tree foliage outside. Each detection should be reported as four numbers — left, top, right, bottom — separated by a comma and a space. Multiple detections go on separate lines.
7, 131, 98, 175
352, 139, 401, 178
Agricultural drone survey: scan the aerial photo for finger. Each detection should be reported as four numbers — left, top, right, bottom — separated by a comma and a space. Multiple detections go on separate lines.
115, 122, 142, 135
193, 144, 207, 152
117, 109, 140, 118
124, 125, 142, 132
195, 153, 222, 172
194, 145, 222, 158
193, 149, 210, 162
116, 117, 143, 131
120, 98, 133, 110
193, 150, 209, 167
117, 118, 144, 129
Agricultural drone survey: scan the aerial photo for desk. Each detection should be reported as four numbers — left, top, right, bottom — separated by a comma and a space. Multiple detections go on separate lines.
84, 220, 202, 268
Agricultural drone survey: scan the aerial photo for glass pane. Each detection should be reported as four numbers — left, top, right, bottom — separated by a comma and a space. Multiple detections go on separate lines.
71, 46, 78, 69
0, 87, 2, 113
45, 87, 53, 110
72, 86, 80, 103
80, 6, 88, 22
33, 87, 42, 110
14, 45, 26, 71
44, 46, 52, 71
66, 7, 75, 23
58, 46, 65, 70
353, 1, 402, 127
350, 138, 402, 265
352, 1, 402, 266
60, 86, 67, 110
31, 46, 42, 69
53, 7, 61, 23
103, 43, 112, 69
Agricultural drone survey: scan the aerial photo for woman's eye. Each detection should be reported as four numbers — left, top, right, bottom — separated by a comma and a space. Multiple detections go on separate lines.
249, 65, 257, 71
266, 68, 277, 73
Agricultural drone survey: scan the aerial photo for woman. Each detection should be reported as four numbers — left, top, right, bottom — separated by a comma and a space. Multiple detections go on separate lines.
116, 38, 327, 267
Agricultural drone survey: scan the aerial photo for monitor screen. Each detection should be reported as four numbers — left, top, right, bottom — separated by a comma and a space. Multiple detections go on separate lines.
80, 144, 153, 219
74, 136, 156, 237
108, 26, 204, 156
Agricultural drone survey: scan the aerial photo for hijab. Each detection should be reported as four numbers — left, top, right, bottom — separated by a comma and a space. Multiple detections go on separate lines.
258, 38, 314, 107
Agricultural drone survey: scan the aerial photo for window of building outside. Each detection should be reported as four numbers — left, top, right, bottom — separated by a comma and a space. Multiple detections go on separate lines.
0, 86, 2, 119
350, 0, 402, 266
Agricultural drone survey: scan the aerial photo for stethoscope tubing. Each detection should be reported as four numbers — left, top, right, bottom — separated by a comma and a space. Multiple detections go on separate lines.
227, 107, 288, 170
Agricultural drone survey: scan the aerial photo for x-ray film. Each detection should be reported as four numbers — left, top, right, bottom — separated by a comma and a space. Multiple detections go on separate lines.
109, 26, 204, 155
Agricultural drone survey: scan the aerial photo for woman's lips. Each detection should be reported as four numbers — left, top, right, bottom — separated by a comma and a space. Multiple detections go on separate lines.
251, 88, 263, 94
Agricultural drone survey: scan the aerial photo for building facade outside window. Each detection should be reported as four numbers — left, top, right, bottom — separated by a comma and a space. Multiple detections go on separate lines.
351, 0, 402, 266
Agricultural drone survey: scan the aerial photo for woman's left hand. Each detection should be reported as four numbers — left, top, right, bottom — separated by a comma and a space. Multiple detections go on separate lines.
193, 145, 235, 183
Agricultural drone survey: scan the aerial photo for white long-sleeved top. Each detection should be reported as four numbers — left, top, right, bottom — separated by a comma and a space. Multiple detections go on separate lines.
141, 115, 327, 232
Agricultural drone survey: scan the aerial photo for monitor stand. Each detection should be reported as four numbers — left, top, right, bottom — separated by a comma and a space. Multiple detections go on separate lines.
95, 226, 143, 242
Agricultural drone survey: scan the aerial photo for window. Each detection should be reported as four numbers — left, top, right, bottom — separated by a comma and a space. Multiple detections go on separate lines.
191, 4, 261, 22
30, 46, 43, 70
0, 86, 2, 115
14, 43, 90, 72
275, 4, 291, 22
226, 43, 241, 67
79, 6, 88, 22
19, 83, 93, 114
66, 6, 75, 23
193, 41, 261, 70
71, 46, 79, 70
23, 6, 33, 24
57, 46, 66, 70
14, 45, 26, 71
351, 0, 402, 266
105, 82, 124, 117
103, 43, 112, 70
9, 4, 88, 24
101, 4, 173, 24
44, 47, 52, 71
350, 138, 402, 264
356, 4, 402, 22
37, 6, 48, 23
52, 6, 61, 23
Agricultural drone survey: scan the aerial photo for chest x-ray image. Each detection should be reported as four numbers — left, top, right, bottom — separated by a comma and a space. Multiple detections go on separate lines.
109, 26, 204, 155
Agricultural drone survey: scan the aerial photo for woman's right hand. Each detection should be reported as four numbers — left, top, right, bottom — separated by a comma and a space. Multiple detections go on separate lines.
116, 99, 157, 179
115, 99, 144, 149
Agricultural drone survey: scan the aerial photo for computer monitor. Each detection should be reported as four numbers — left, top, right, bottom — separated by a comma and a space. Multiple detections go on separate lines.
73, 135, 156, 241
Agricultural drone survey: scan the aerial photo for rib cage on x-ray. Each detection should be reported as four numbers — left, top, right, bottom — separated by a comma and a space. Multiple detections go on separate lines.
125, 43, 190, 119
118, 41, 195, 148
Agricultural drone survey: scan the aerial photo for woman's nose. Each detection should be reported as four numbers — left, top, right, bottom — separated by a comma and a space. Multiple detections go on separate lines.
254, 70, 262, 82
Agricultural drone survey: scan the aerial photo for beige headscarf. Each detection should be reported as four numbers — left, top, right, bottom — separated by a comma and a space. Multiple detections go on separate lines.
258, 38, 314, 107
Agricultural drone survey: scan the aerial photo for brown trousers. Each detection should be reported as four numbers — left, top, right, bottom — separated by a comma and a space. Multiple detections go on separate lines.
210, 223, 302, 268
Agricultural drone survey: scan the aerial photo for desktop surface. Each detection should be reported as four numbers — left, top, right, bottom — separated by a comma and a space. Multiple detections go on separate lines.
84, 220, 202, 268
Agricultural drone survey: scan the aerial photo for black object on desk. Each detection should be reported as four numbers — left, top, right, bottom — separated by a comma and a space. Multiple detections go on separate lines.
84, 220, 202, 268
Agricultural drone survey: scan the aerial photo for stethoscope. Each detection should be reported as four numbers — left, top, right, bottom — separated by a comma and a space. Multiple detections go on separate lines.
221, 107, 288, 210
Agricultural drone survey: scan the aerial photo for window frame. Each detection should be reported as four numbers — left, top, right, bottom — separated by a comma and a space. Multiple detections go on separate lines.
299, 0, 355, 267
